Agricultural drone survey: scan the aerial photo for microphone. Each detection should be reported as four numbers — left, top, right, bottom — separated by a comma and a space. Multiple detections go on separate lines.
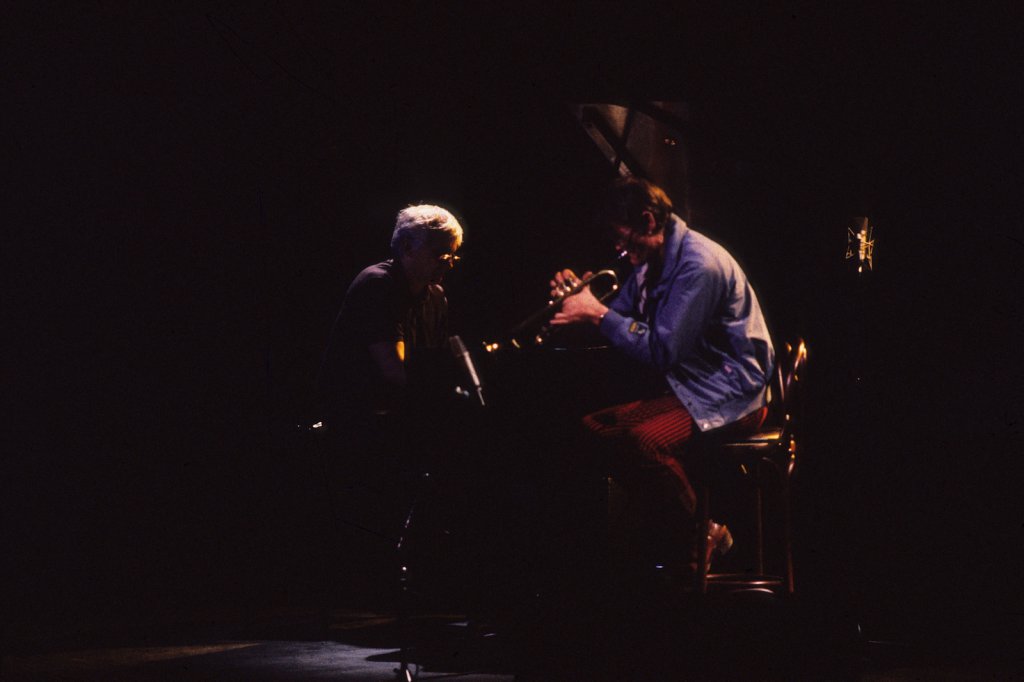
449, 335, 485, 406
845, 216, 875, 274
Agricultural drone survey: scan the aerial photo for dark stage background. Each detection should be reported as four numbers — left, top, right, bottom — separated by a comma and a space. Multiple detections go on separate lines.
5, 2, 1022, 653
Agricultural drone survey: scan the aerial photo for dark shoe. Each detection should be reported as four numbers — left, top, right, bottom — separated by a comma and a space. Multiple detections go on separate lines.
706, 521, 734, 571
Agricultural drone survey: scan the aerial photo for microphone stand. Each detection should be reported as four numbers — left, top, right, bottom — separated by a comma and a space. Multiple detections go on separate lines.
450, 335, 486, 407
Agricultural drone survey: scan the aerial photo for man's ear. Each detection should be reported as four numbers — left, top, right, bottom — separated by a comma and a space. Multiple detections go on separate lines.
641, 210, 657, 235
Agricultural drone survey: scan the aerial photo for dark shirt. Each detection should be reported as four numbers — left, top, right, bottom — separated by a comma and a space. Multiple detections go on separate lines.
317, 259, 449, 418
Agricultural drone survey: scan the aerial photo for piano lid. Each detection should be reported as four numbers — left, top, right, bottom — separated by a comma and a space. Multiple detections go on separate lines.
571, 101, 691, 220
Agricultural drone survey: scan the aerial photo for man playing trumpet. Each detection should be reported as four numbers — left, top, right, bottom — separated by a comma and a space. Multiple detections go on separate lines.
550, 177, 775, 577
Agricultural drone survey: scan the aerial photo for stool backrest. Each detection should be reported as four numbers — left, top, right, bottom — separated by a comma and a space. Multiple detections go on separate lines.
774, 338, 808, 445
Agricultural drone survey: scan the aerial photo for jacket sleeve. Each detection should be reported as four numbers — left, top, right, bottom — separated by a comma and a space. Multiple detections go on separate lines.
598, 258, 722, 371
607, 266, 640, 317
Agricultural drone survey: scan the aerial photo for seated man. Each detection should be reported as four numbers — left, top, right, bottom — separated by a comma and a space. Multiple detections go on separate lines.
317, 204, 463, 431
550, 177, 775, 574
316, 203, 468, 494
315, 204, 466, 601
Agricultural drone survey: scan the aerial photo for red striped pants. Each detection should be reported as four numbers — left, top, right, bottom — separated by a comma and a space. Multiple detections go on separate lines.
582, 394, 767, 519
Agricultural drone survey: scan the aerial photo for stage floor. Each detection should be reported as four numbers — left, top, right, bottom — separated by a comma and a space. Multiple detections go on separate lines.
6, 605, 1020, 681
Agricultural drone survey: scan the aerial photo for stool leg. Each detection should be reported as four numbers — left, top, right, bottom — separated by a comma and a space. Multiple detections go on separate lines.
782, 475, 795, 594
755, 480, 765, 576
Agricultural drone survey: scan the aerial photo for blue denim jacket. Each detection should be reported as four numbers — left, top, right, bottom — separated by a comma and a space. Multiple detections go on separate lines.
599, 215, 775, 431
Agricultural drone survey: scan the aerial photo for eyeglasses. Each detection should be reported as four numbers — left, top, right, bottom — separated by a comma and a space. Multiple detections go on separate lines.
435, 253, 462, 266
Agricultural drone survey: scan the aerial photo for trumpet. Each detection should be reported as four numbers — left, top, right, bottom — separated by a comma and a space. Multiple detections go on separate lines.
549, 269, 619, 302
484, 252, 626, 352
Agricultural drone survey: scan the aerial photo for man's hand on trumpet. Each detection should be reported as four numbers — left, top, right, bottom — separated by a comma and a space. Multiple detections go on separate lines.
548, 268, 609, 327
